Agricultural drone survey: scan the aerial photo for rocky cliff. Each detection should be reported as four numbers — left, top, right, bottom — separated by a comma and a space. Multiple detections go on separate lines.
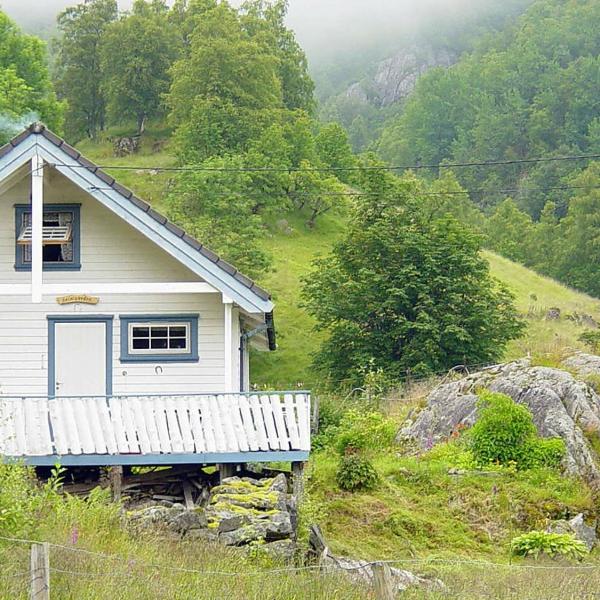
345, 45, 456, 107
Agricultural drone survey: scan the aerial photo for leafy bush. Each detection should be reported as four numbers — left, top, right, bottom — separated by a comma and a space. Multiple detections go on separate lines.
334, 410, 396, 454
511, 531, 588, 561
528, 438, 566, 469
336, 453, 379, 491
424, 440, 477, 470
578, 330, 600, 353
470, 391, 565, 470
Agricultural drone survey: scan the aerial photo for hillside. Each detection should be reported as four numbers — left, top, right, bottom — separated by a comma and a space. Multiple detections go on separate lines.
78, 135, 600, 389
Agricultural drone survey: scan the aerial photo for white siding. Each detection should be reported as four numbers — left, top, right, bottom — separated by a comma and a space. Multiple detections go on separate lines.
0, 171, 242, 396
0, 173, 197, 283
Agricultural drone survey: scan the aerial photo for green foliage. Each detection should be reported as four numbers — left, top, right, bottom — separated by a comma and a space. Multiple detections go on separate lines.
333, 409, 396, 455
470, 391, 566, 470
510, 531, 588, 561
167, 154, 271, 278
0, 11, 63, 142
485, 199, 534, 264
302, 167, 525, 386
336, 452, 380, 491
55, 0, 118, 140
100, 1, 181, 133
378, 0, 600, 208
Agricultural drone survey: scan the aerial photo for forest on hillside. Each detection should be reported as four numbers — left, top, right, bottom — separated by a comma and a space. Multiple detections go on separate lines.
2, 0, 600, 383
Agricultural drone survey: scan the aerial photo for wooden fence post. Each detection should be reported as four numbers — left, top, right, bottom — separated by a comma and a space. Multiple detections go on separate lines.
372, 562, 395, 600
30, 542, 50, 600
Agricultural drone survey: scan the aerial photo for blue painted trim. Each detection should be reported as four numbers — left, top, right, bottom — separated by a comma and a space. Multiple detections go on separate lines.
0, 391, 311, 399
119, 314, 199, 364
33, 137, 273, 314
15, 203, 81, 271
47, 315, 113, 397
14, 451, 310, 467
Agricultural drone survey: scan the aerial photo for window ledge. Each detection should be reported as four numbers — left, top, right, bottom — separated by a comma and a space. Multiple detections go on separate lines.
119, 355, 199, 364
14, 264, 82, 272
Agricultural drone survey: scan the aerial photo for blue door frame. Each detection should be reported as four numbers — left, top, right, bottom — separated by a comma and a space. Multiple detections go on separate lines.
47, 315, 114, 397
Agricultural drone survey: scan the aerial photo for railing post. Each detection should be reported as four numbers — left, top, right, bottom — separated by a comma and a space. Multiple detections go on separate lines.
30, 542, 50, 600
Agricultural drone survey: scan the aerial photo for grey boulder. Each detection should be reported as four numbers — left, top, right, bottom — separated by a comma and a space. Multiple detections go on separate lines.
400, 360, 600, 483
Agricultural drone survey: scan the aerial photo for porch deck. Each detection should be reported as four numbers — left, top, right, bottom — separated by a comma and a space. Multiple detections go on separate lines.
0, 392, 310, 466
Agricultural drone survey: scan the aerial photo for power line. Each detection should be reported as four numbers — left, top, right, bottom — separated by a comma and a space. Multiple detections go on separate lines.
85, 183, 600, 201
46, 152, 600, 174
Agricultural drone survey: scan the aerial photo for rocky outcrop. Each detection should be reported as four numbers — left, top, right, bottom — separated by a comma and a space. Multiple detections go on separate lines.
562, 352, 600, 379
547, 513, 597, 551
400, 360, 600, 483
345, 45, 456, 107
127, 473, 295, 552
309, 525, 444, 594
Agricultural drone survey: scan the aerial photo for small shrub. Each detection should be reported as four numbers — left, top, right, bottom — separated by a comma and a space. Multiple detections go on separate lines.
470, 391, 565, 470
578, 330, 600, 353
336, 453, 379, 491
334, 410, 396, 455
510, 531, 588, 561
425, 440, 477, 470
528, 438, 566, 469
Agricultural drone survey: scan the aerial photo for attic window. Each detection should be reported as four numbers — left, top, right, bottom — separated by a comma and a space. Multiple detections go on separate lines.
15, 204, 81, 271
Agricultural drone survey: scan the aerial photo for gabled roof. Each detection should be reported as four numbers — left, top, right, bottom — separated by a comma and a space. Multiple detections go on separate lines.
0, 124, 274, 316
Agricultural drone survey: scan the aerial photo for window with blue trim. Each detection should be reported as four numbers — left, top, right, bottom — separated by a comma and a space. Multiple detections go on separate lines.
120, 315, 199, 363
15, 204, 81, 271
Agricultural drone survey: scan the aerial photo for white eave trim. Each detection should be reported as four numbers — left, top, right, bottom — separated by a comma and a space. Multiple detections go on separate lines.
0, 136, 273, 315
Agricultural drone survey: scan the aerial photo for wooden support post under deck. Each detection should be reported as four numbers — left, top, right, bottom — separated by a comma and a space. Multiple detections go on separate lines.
109, 465, 123, 502
31, 154, 44, 304
218, 463, 237, 483
290, 461, 305, 539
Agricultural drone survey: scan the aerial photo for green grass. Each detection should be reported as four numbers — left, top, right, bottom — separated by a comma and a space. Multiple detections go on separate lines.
71, 134, 600, 386
76, 126, 176, 213
306, 446, 595, 562
486, 251, 600, 363
250, 211, 347, 388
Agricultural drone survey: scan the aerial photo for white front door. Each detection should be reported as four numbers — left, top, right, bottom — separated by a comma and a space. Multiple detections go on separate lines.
54, 322, 107, 396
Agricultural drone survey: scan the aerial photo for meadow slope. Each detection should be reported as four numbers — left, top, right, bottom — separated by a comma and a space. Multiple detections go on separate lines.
78, 136, 600, 388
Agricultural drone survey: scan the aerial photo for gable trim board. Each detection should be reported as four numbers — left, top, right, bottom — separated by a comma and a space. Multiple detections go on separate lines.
0, 124, 274, 320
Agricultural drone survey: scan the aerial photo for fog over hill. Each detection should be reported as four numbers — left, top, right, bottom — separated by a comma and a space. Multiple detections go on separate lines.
1, 0, 527, 64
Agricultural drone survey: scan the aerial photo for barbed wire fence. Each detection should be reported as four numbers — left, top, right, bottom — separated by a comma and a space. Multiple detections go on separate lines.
0, 535, 599, 599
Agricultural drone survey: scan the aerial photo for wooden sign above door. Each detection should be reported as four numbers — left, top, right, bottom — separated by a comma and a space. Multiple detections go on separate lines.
56, 294, 100, 305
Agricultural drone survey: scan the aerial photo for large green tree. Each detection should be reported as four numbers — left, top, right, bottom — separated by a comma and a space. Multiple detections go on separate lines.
0, 12, 63, 141
302, 168, 524, 385
240, 0, 315, 113
101, 1, 180, 134
54, 0, 118, 139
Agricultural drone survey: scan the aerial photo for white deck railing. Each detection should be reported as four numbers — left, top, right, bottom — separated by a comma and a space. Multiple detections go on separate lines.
0, 393, 311, 458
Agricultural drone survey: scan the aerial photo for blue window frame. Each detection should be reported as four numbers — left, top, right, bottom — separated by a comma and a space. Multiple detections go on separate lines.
15, 203, 81, 271
120, 314, 199, 363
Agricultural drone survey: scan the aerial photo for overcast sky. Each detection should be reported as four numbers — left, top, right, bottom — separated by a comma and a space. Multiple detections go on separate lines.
0, 0, 503, 62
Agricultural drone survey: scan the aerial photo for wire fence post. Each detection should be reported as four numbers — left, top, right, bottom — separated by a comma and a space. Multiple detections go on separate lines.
30, 542, 50, 600
372, 562, 395, 600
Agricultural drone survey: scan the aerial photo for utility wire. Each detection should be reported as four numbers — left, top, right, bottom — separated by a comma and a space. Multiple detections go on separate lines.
46, 152, 600, 174
84, 183, 600, 201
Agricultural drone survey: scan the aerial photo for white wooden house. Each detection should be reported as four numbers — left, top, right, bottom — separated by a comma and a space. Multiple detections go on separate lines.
0, 124, 310, 467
